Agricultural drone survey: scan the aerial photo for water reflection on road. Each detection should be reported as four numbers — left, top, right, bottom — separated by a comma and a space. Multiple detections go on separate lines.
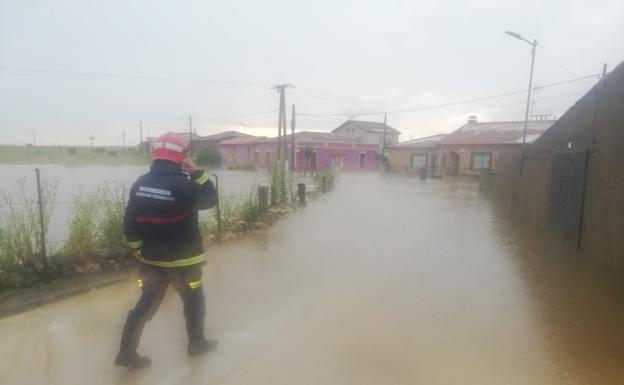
1, 173, 624, 385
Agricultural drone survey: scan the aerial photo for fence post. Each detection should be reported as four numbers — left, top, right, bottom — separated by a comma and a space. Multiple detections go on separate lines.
35, 169, 48, 278
258, 186, 269, 214
297, 183, 306, 206
212, 174, 221, 236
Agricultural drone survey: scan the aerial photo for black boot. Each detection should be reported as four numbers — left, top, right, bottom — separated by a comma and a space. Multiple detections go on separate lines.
188, 338, 218, 357
115, 310, 152, 369
184, 291, 217, 357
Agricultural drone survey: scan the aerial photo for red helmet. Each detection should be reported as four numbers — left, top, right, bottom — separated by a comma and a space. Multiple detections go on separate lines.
151, 133, 188, 164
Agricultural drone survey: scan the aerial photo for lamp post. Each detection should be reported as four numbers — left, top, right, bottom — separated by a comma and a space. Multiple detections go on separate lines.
506, 30, 537, 174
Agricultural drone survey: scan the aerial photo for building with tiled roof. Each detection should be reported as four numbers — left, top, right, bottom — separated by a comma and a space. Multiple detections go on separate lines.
387, 134, 448, 176
438, 116, 556, 176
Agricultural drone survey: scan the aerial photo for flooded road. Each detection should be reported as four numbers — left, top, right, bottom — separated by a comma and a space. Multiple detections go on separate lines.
2, 173, 624, 385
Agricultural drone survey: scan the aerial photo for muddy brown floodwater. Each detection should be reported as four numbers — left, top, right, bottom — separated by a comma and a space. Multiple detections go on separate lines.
2, 174, 624, 385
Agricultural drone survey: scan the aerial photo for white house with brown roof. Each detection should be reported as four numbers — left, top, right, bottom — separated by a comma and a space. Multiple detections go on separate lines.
332, 120, 401, 150
438, 116, 556, 176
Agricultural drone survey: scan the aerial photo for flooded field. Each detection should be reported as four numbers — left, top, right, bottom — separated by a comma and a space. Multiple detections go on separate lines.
0, 165, 269, 244
1, 173, 624, 385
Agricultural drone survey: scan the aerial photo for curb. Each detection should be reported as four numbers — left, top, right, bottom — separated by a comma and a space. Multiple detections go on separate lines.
0, 267, 134, 319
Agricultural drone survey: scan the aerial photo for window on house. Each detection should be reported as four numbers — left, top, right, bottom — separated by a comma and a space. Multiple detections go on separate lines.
410, 154, 428, 169
471, 153, 492, 170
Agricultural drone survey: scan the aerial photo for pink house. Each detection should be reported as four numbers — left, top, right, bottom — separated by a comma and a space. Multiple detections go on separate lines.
218, 136, 267, 166
218, 131, 380, 172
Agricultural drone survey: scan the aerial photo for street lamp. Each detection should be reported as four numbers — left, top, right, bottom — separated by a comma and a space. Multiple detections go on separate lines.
506, 30, 538, 174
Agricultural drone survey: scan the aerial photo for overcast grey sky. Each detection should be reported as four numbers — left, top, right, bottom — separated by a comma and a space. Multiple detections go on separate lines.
1, 0, 623, 145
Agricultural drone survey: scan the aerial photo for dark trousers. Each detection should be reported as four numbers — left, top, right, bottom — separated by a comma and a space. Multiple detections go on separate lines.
118, 263, 206, 355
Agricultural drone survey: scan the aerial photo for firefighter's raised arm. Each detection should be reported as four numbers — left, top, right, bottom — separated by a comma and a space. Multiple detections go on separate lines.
182, 157, 218, 210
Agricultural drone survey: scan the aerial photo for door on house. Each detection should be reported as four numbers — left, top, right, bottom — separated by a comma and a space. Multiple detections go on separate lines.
448, 152, 460, 176
359, 153, 367, 168
330, 154, 344, 169
430, 153, 439, 177
547, 152, 588, 248
308, 152, 317, 170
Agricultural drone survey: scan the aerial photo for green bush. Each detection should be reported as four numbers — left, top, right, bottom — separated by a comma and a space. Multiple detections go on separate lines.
195, 145, 222, 167
240, 195, 261, 224
63, 193, 98, 260
0, 178, 57, 267
96, 184, 127, 249
227, 163, 256, 171
0, 178, 57, 290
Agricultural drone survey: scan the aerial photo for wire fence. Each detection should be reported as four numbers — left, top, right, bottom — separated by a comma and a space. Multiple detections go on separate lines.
0, 168, 323, 267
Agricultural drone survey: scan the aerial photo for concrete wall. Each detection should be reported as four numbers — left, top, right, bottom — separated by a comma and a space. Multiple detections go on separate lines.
492, 61, 624, 269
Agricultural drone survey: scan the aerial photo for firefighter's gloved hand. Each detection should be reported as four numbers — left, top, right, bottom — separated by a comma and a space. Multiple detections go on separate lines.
182, 158, 198, 174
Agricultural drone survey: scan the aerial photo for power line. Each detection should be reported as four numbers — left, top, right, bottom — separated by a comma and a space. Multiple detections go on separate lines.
537, 45, 584, 81
299, 73, 601, 117
0, 67, 273, 89
193, 109, 278, 120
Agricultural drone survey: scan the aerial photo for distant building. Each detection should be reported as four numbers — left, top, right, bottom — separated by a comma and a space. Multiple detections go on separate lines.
387, 134, 447, 177
218, 131, 379, 172
191, 131, 252, 153
218, 135, 267, 166
332, 120, 401, 151
437, 116, 556, 176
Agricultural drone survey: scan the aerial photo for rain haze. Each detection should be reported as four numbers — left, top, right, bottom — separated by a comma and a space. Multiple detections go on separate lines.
1, 0, 623, 145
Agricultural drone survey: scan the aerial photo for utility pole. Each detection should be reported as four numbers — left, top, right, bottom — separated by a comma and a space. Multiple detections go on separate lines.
122, 129, 126, 149
139, 120, 143, 153
273, 84, 293, 161
505, 31, 537, 174
291, 104, 296, 170
520, 39, 537, 174
33, 131, 36, 146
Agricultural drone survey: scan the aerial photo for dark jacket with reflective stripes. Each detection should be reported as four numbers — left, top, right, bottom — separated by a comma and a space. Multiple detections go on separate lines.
123, 160, 217, 267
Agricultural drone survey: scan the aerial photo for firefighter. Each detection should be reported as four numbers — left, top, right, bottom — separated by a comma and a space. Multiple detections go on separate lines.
115, 133, 218, 369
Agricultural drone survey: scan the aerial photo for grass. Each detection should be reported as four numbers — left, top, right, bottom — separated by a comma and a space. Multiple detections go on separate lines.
0, 177, 58, 289
198, 188, 264, 239
96, 184, 127, 249
63, 192, 99, 260
0, 145, 151, 166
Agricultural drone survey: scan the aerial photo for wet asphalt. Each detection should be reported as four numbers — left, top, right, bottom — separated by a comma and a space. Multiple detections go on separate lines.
2, 173, 624, 385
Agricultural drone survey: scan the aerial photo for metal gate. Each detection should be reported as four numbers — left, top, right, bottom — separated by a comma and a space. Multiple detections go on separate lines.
547, 152, 588, 248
